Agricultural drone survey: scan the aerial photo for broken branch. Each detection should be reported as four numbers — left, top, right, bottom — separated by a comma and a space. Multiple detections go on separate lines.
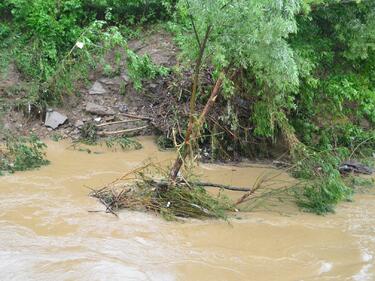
120, 113, 153, 121
99, 125, 149, 136
192, 181, 251, 192
97, 119, 143, 127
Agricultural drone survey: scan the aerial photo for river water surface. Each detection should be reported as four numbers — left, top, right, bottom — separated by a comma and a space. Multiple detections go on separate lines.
0, 137, 374, 281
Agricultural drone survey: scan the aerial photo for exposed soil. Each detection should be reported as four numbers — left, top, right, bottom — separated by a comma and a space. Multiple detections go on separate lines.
0, 29, 179, 141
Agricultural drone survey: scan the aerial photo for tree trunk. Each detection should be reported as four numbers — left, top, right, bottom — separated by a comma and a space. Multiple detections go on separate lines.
169, 74, 225, 180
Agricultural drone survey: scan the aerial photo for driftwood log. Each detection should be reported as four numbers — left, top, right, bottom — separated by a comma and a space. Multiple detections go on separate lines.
192, 181, 251, 192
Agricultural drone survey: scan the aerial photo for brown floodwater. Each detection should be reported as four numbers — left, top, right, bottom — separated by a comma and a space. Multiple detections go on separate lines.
0, 136, 374, 281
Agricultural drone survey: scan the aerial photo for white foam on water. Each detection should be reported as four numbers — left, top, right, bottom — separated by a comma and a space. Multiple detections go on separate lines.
318, 261, 333, 274
352, 264, 373, 281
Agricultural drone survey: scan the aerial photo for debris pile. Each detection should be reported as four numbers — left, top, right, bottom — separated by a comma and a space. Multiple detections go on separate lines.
89, 164, 234, 220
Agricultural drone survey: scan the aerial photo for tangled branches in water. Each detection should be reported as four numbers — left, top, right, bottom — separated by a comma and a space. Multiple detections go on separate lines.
89, 163, 235, 220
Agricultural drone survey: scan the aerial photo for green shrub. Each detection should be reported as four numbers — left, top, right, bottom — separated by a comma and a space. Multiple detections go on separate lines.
105, 136, 142, 151
126, 49, 169, 90
0, 134, 49, 174
292, 149, 353, 214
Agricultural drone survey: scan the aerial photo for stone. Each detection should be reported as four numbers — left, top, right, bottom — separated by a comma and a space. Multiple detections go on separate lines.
118, 104, 129, 113
149, 83, 158, 89
360, 119, 370, 129
45, 110, 68, 129
89, 81, 107, 95
121, 73, 130, 83
104, 116, 115, 122
339, 160, 373, 175
99, 77, 122, 86
74, 120, 84, 128
86, 102, 115, 116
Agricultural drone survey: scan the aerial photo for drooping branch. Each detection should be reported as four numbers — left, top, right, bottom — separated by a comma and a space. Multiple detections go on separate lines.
189, 25, 213, 123
185, 0, 201, 48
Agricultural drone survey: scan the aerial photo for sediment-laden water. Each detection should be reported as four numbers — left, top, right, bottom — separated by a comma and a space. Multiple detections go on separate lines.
0, 137, 374, 281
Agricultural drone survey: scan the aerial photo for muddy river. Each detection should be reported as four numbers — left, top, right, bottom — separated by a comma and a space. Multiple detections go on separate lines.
0, 137, 374, 281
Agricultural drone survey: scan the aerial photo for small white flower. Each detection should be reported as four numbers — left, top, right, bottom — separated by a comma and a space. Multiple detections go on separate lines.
166, 202, 171, 208
76, 41, 84, 49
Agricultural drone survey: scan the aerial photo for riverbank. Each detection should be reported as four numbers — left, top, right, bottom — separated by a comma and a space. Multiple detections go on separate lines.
0, 29, 177, 141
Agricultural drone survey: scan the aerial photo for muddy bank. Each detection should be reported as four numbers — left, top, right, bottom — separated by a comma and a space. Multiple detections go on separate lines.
0, 137, 374, 280
0, 28, 287, 161
0, 30, 177, 141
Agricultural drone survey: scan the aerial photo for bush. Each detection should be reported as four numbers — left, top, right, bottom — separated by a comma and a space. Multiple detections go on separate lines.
0, 134, 49, 174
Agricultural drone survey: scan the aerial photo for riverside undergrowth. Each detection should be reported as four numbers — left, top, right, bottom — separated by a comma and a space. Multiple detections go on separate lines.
292, 149, 353, 214
0, 134, 49, 175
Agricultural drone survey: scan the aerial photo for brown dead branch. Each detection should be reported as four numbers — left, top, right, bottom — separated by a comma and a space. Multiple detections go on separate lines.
193, 181, 251, 192
97, 119, 144, 127
120, 113, 153, 121
99, 125, 149, 136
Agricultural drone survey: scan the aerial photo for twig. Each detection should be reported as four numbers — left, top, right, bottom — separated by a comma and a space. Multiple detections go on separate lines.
272, 160, 292, 168
349, 136, 375, 160
192, 181, 251, 192
120, 113, 153, 121
185, 0, 202, 48
99, 198, 118, 217
133, 44, 147, 53
99, 125, 149, 136
97, 119, 143, 127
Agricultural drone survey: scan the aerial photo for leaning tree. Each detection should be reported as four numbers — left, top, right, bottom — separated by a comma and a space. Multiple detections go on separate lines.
169, 0, 301, 180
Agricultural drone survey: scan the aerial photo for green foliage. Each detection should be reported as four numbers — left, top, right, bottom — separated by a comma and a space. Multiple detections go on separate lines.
156, 135, 175, 150
0, 134, 49, 174
126, 49, 169, 90
91, 168, 234, 220
0, 0, 174, 107
1, 0, 374, 216
156, 185, 232, 220
5, 0, 85, 80
79, 122, 98, 144
291, 148, 352, 214
348, 176, 374, 190
79, 0, 175, 25
105, 136, 142, 151
50, 133, 63, 142
176, 0, 300, 92
79, 123, 143, 151
297, 175, 351, 214
290, 0, 375, 149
